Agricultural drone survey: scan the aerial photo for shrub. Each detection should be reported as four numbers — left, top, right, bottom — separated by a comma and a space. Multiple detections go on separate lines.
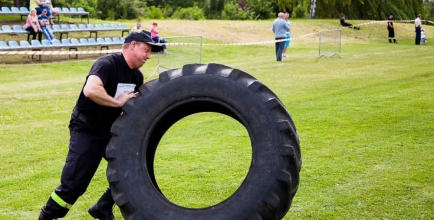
221, 3, 254, 20
293, 4, 307, 18
147, 6, 164, 19
172, 6, 205, 20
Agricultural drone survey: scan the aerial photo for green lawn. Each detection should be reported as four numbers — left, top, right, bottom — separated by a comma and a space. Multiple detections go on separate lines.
0, 19, 433, 219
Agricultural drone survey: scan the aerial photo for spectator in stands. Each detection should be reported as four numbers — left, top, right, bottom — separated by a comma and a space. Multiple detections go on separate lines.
131, 21, 143, 33
150, 21, 169, 54
38, 9, 55, 43
33, 0, 59, 24
340, 13, 360, 30
24, 9, 42, 42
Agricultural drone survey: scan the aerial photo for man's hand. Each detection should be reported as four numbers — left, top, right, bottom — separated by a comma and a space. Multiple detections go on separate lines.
116, 90, 138, 107
84, 75, 138, 108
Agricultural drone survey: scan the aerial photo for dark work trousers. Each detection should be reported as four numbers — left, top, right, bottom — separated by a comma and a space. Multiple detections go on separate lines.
388, 27, 396, 43
275, 38, 285, 61
25, 26, 42, 42
415, 27, 421, 45
41, 118, 112, 218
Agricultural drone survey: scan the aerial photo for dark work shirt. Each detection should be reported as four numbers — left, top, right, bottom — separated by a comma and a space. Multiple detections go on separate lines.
73, 53, 143, 132
388, 19, 393, 29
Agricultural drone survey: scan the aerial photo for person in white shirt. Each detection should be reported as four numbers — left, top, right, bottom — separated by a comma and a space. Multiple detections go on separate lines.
131, 21, 143, 33
415, 14, 422, 45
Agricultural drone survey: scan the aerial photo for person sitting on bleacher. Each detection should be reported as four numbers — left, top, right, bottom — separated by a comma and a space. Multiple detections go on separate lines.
24, 8, 42, 41
32, 0, 58, 25
150, 21, 169, 54
131, 21, 143, 33
38, 9, 55, 43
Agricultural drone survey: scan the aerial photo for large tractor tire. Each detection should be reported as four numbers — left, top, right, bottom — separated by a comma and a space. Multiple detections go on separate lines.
106, 63, 301, 220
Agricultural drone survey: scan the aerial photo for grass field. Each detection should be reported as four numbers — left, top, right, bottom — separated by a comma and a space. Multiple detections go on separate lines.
1, 19, 433, 219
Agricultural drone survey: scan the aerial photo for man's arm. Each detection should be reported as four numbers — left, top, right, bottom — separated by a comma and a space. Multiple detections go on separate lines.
83, 75, 137, 107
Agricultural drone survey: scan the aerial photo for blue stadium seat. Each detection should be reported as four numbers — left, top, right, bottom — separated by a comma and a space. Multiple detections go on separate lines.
41, 39, 51, 47
69, 8, 79, 14
61, 8, 71, 13
70, 38, 80, 46
1, 7, 12, 14
31, 40, 43, 48
60, 24, 69, 31
20, 7, 29, 14
103, 24, 112, 30
77, 8, 88, 14
104, 37, 114, 45
97, 38, 106, 45
112, 37, 122, 44
110, 24, 118, 30
11, 7, 20, 13
1, 25, 13, 34
51, 39, 62, 47
78, 24, 88, 30
118, 24, 127, 29
79, 38, 89, 45
69, 24, 79, 31
88, 38, 97, 45
13, 25, 28, 34
19, 40, 32, 49
95, 24, 104, 30
54, 7, 62, 13
0, 41, 9, 50
87, 24, 96, 30
8, 41, 20, 49
61, 39, 71, 46
52, 24, 62, 32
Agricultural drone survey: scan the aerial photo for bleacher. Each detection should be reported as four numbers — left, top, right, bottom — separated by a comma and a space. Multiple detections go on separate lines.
0, 37, 125, 60
0, 5, 132, 61
0, 23, 130, 40
0, 6, 90, 24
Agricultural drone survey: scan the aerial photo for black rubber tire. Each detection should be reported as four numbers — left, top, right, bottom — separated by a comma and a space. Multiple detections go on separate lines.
106, 63, 301, 220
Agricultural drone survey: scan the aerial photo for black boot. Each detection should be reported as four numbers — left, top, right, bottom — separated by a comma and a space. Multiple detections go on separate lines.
38, 207, 57, 220
38, 197, 69, 220
389, 39, 392, 43
88, 187, 115, 220
394, 39, 398, 44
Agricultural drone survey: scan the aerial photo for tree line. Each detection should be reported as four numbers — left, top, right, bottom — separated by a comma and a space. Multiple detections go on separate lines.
1, 0, 431, 21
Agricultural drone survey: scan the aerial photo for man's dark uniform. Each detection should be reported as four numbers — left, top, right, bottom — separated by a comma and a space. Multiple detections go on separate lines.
39, 53, 143, 219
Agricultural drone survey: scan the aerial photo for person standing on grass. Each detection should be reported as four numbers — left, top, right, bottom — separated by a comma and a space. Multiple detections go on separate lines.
24, 8, 42, 42
415, 14, 422, 45
272, 12, 289, 61
38, 31, 162, 220
387, 13, 398, 44
38, 9, 55, 43
282, 12, 291, 58
421, 28, 427, 45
